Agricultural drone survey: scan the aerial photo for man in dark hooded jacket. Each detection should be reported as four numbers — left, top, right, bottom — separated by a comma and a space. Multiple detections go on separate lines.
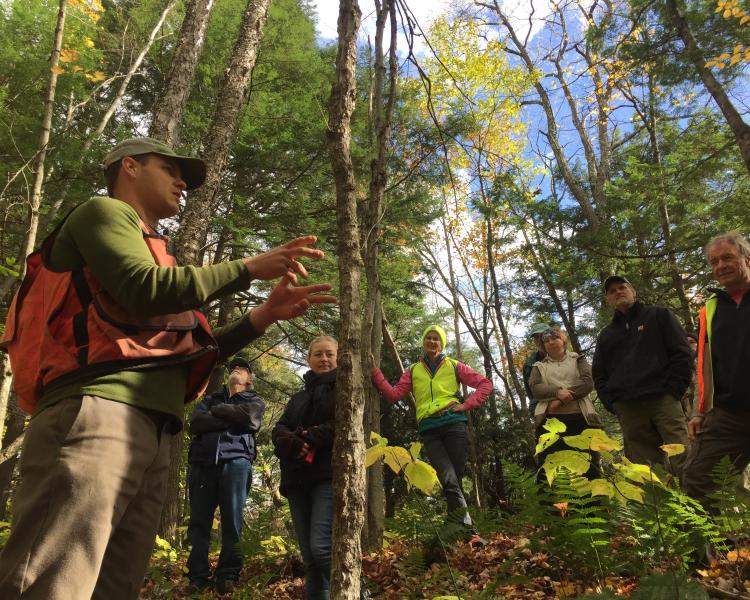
186, 356, 265, 593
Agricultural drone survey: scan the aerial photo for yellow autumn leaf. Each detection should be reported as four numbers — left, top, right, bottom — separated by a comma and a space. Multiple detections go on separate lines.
613, 479, 644, 503
83, 37, 95, 48
590, 478, 615, 498
382, 446, 412, 474
72, 65, 84, 73
59, 48, 79, 63
404, 459, 440, 495
365, 445, 386, 468
51, 65, 65, 75
660, 443, 685, 457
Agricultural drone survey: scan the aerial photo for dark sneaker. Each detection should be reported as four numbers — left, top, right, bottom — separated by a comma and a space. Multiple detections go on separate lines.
216, 579, 236, 594
187, 579, 211, 594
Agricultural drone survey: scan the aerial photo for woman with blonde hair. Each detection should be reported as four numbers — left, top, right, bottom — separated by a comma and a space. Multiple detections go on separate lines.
272, 335, 343, 600
371, 324, 492, 527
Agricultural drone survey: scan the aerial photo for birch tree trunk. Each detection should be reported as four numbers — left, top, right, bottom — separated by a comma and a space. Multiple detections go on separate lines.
150, 0, 218, 145
159, 0, 272, 544
0, 0, 68, 452
173, 0, 272, 265
327, 0, 365, 596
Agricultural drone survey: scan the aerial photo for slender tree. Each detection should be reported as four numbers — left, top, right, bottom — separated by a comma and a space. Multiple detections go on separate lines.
327, 0, 365, 596
150, 0, 218, 145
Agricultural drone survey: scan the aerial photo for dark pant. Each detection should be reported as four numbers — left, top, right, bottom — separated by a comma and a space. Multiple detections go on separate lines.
536, 413, 601, 481
287, 481, 333, 600
187, 458, 252, 584
613, 394, 688, 476
683, 405, 750, 510
421, 422, 471, 525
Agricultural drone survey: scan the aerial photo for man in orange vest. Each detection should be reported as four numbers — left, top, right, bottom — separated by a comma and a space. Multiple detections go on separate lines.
0, 137, 335, 599
683, 232, 750, 507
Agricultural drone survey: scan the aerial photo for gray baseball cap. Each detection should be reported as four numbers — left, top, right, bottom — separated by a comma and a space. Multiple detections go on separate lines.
103, 137, 206, 190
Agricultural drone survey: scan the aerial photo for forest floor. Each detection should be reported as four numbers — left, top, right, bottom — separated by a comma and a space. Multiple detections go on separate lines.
140, 528, 750, 599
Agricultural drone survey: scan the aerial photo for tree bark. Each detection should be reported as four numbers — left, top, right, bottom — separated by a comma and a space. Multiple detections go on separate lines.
0, 0, 68, 451
666, 0, 750, 175
327, 0, 364, 597
150, 0, 218, 145
158, 0, 272, 544
361, 0, 396, 554
173, 0, 272, 265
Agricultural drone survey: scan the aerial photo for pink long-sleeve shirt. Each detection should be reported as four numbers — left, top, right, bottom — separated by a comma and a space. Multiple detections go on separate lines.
371, 359, 493, 411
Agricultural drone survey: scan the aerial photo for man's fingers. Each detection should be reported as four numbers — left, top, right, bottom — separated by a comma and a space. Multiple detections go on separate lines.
290, 259, 309, 278
287, 246, 325, 260
291, 283, 333, 294
286, 271, 299, 285
283, 236, 318, 249
305, 294, 337, 305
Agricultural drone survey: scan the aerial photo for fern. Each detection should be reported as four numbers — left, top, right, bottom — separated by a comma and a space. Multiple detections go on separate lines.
708, 456, 750, 538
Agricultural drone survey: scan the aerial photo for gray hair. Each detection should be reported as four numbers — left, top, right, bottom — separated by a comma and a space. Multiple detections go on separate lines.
705, 231, 750, 259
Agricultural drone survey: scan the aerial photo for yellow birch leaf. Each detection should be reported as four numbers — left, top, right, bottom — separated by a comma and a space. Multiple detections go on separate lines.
370, 431, 388, 446
590, 478, 615, 498
409, 441, 423, 461
51, 65, 65, 74
404, 459, 440, 495
83, 37, 95, 48
660, 443, 685, 457
382, 446, 412, 474
613, 479, 644, 503
365, 445, 386, 468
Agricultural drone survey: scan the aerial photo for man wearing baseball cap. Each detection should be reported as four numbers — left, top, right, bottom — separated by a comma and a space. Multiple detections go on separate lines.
0, 137, 336, 598
592, 275, 692, 475
186, 355, 264, 593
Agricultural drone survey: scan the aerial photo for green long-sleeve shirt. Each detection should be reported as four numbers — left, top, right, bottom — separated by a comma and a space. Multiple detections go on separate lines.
39, 196, 260, 419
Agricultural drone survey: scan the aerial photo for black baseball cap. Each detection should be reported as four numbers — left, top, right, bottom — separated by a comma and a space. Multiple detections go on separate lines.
228, 357, 252, 372
604, 275, 632, 292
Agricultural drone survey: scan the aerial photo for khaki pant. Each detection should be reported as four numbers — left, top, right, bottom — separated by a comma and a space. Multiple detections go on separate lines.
613, 394, 689, 476
683, 405, 750, 509
0, 396, 174, 599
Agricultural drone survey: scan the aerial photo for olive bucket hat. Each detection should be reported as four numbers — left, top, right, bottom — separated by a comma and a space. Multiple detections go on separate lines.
103, 137, 207, 190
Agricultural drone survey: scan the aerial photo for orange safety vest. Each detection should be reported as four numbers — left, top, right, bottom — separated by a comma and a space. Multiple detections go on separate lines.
1, 213, 218, 414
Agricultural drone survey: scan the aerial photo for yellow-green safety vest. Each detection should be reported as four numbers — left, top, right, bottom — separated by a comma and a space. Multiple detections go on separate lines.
410, 357, 461, 422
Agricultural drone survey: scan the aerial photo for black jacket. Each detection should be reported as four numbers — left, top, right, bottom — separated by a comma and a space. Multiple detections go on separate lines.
271, 369, 336, 495
592, 302, 692, 412
710, 288, 750, 408
188, 388, 265, 465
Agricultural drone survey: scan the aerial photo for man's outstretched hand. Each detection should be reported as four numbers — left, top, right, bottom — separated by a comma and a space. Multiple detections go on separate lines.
249, 275, 336, 332
243, 236, 325, 282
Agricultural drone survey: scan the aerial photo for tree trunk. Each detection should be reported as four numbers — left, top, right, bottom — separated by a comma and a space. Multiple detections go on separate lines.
173, 0, 272, 265
327, 0, 364, 597
150, 0, 218, 145
158, 0, 271, 544
666, 0, 750, 175
20, 0, 66, 273
0, 0, 68, 449
360, 0, 396, 554
0, 400, 27, 520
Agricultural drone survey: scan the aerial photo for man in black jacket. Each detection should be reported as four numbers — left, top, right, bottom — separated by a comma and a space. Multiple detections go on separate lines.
683, 233, 750, 507
186, 356, 265, 593
593, 276, 692, 475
